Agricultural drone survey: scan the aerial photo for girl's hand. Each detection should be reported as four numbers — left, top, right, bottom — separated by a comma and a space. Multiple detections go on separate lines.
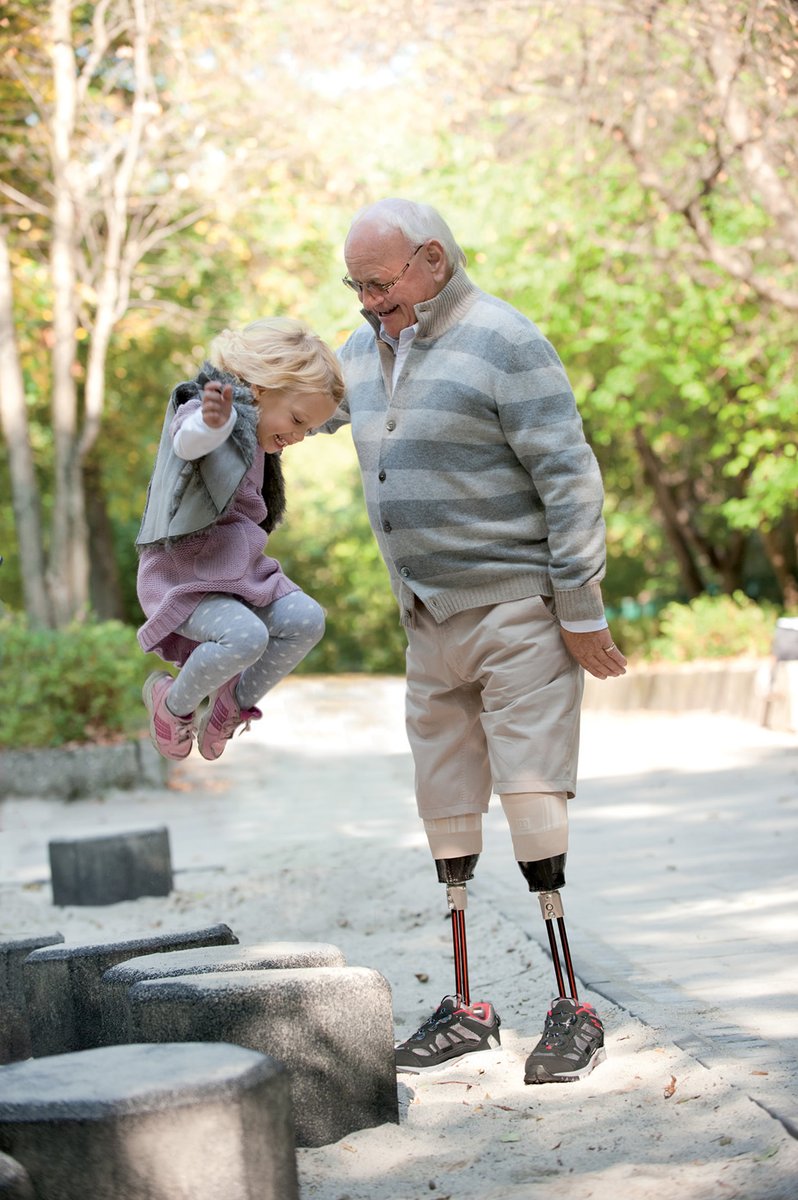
201, 381, 234, 429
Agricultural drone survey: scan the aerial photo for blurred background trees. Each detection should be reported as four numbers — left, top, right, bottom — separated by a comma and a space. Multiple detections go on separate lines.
1, 0, 796, 678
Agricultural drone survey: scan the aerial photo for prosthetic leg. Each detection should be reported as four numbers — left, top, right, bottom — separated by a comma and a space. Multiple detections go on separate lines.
436, 853, 479, 1005
517, 854, 578, 1001
517, 850, 605, 1084
394, 843, 501, 1072
500, 792, 605, 1083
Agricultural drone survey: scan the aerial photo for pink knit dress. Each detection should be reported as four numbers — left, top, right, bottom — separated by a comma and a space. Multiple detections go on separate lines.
137, 402, 298, 666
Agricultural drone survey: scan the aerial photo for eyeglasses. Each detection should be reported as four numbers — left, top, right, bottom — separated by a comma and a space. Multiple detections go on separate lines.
342, 243, 425, 298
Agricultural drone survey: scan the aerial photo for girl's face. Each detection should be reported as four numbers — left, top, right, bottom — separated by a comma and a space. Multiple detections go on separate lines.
252, 387, 339, 455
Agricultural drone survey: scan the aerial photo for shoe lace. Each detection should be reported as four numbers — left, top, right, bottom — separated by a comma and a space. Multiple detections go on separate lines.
214, 706, 259, 742
410, 999, 457, 1042
542, 1008, 576, 1048
236, 707, 262, 737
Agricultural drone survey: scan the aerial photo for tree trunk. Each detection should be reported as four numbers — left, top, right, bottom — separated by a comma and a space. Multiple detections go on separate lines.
83, 459, 126, 621
633, 427, 706, 598
762, 521, 798, 610
0, 228, 52, 626
47, 0, 89, 625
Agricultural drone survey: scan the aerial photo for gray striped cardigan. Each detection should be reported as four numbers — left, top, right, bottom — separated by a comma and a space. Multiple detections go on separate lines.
327, 266, 607, 627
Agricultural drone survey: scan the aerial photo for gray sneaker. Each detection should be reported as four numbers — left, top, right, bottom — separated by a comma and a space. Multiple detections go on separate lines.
524, 997, 606, 1084
395, 996, 501, 1073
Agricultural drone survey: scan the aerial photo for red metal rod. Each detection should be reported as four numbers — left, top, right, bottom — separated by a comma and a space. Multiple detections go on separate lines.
557, 916, 578, 1001
546, 918, 566, 998
451, 909, 470, 1005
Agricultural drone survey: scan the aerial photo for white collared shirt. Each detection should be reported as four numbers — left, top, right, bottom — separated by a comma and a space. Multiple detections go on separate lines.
379, 323, 418, 389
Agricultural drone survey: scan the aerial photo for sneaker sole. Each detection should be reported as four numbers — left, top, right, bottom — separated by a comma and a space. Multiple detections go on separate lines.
524, 1045, 606, 1085
395, 1031, 501, 1074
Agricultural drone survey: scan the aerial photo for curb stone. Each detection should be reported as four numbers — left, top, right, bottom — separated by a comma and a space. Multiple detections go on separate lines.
0, 738, 166, 800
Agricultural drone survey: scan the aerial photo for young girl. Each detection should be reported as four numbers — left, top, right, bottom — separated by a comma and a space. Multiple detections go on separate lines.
135, 317, 344, 762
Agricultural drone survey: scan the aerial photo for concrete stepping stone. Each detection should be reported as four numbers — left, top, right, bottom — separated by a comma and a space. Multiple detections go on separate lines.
127, 965, 399, 1147
101, 940, 347, 1045
0, 1152, 34, 1200
0, 1041, 298, 1200
23, 923, 237, 1056
49, 826, 172, 906
1, 934, 63, 1064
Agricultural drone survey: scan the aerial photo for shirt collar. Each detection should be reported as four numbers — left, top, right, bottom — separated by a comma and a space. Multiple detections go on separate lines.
379, 323, 418, 352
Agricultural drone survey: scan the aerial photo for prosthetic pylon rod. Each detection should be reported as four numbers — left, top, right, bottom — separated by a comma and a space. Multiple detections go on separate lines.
538, 889, 578, 1002
447, 883, 470, 1006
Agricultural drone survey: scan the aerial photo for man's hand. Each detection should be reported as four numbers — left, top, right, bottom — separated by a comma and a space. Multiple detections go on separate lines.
559, 628, 627, 679
201, 380, 234, 429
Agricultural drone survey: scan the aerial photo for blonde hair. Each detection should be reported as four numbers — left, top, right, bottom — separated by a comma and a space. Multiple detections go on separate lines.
209, 317, 344, 406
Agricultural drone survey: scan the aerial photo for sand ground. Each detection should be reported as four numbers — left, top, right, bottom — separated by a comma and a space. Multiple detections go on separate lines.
1, 674, 797, 1199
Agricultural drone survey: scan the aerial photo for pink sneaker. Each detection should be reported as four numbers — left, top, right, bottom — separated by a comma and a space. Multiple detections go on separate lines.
142, 671, 195, 760
196, 675, 262, 761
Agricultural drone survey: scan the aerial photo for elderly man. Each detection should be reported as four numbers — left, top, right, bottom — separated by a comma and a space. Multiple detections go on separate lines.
325, 198, 626, 1084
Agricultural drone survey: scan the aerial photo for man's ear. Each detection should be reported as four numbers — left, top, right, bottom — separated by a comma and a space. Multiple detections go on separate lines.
424, 239, 450, 284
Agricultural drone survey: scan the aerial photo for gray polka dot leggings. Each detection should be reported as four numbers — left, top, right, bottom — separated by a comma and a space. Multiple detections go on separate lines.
167, 591, 325, 717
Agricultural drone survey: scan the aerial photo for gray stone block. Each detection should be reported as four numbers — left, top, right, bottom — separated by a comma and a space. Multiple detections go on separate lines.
0, 1041, 298, 1200
48, 826, 173, 906
0, 1152, 35, 1200
23, 923, 238, 1056
101, 940, 347, 1045
0, 738, 167, 800
127, 965, 399, 1147
1, 933, 63, 1064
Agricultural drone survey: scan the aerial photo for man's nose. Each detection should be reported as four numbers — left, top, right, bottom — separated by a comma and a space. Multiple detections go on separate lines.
361, 286, 384, 309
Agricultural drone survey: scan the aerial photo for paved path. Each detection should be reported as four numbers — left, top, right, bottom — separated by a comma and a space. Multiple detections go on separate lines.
477, 702, 798, 1133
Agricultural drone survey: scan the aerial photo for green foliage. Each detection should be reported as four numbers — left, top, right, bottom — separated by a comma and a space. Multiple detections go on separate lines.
432, 142, 796, 606
625, 592, 779, 664
3, 1, 796, 640
607, 612, 662, 662
267, 433, 407, 673
0, 615, 151, 748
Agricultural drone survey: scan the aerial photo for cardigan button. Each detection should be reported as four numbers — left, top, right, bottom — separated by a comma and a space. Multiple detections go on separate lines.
386, 419, 396, 431
378, 469, 386, 482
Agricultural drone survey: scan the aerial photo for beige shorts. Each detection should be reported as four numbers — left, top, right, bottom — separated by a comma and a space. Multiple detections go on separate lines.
405, 596, 583, 820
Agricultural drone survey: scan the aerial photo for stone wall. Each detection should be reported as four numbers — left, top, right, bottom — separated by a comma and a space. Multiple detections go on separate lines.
0, 738, 167, 800
583, 656, 798, 731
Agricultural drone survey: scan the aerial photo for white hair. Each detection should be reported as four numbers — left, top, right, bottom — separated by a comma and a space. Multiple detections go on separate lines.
348, 198, 467, 270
